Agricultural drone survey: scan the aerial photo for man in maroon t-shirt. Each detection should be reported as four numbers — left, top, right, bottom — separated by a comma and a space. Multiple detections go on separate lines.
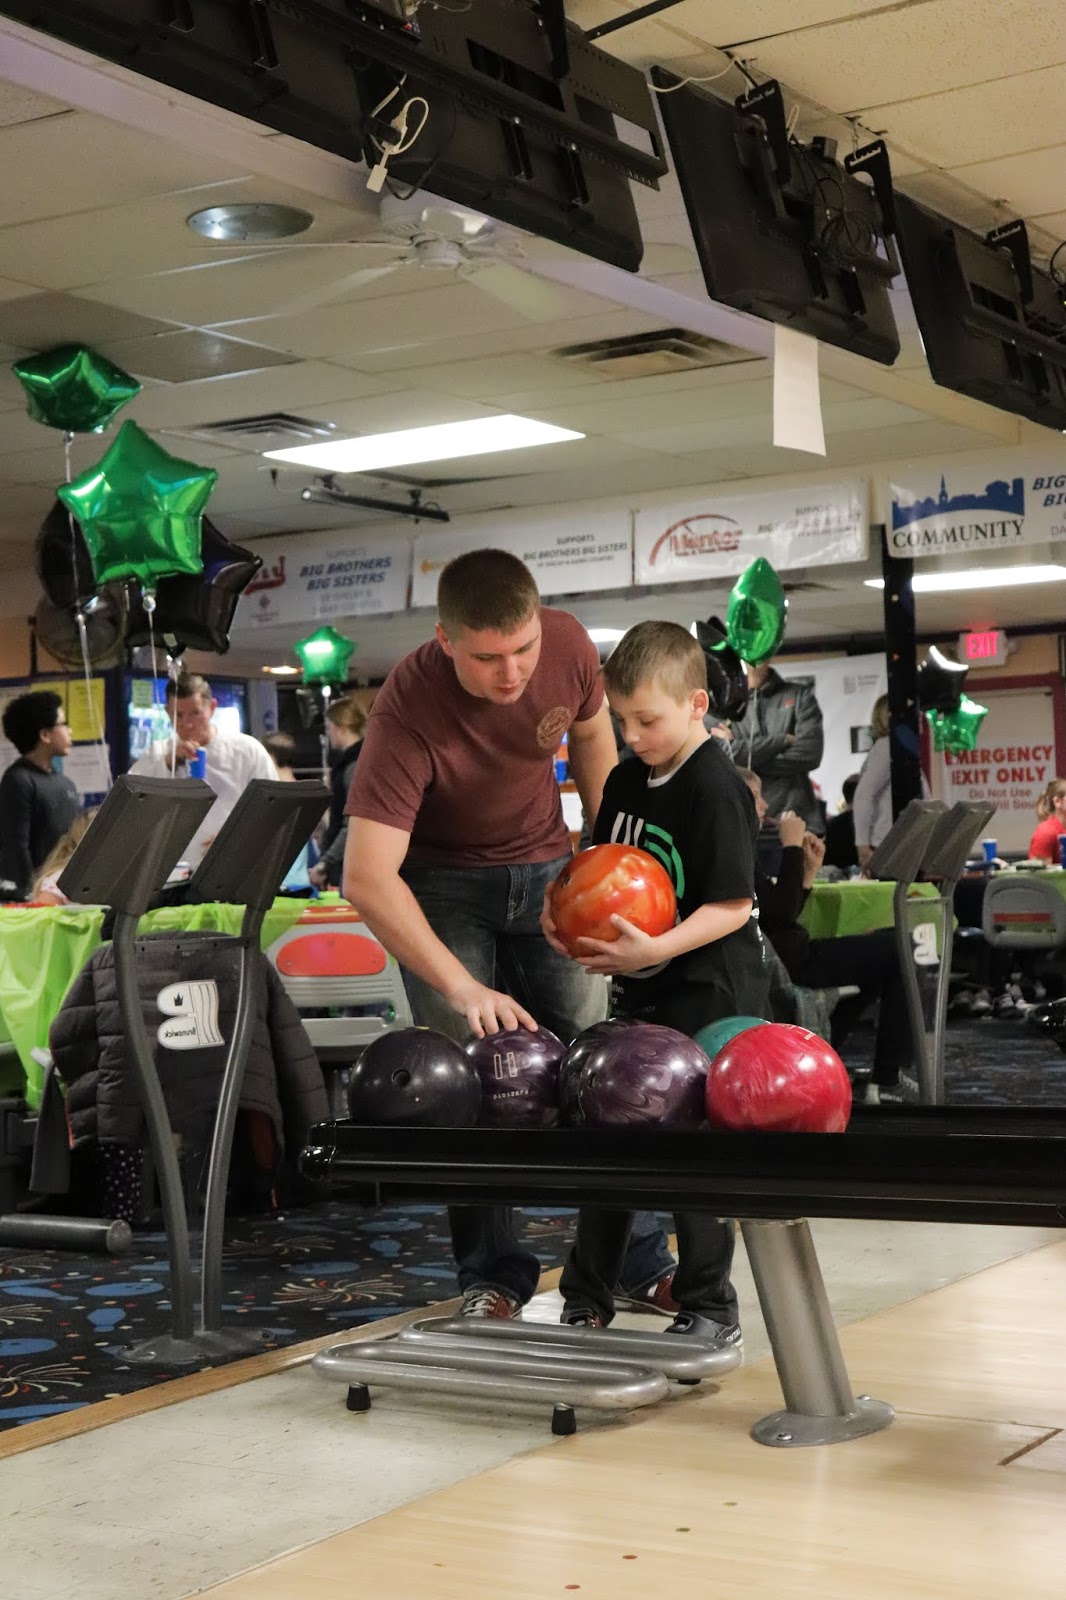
344, 549, 675, 1319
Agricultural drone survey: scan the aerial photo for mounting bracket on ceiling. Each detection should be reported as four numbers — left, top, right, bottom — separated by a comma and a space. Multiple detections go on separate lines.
301, 476, 450, 523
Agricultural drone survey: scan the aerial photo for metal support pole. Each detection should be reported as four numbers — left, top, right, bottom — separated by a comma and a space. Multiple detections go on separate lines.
881, 534, 922, 822
112, 909, 200, 1362
740, 1218, 893, 1447
198, 908, 266, 1348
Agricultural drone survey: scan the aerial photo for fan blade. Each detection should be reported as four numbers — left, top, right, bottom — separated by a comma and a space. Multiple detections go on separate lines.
34, 588, 128, 670
273, 262, 403, 316
469, 261, 575, 321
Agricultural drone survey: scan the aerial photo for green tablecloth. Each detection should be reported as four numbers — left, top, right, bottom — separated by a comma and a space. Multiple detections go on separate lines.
798, 880, 940, 942
0, 898, 318, 1109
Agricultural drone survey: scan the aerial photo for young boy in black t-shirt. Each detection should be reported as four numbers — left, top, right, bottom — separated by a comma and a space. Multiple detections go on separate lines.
544, 620, 769, 1345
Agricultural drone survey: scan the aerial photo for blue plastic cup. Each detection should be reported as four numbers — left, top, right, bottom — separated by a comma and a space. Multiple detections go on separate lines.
188, 748, 207, 780
1059, 835, 1066, 870
982, 838, 997, 865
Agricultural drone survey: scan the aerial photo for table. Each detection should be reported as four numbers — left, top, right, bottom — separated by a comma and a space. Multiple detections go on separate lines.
799, 879, 940, 941
0, 897, 324, 1107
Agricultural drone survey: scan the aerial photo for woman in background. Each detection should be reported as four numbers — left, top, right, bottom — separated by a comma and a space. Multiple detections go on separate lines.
31, 809, 97, 905
309, 696, 366, 889
1029, 779, 1066, 862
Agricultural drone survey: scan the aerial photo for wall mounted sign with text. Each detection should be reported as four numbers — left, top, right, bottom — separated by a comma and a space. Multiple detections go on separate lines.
886, 453, 1066, 560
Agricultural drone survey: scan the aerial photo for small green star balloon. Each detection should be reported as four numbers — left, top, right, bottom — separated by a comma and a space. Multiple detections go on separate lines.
12, 343, 141, 434
57, 421, 214, 590
927, 695, 988, 754
294, 625, 355, 684
726, 558, 788, 665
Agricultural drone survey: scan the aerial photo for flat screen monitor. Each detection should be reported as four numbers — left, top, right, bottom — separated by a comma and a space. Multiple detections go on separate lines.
893, 193, 1066, 431
653, 72, 901, 364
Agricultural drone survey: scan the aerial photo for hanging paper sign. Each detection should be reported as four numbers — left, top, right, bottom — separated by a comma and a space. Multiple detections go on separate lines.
633, 481, 867, 585
236, 529, 411, 628
411, 512, 631, 608
885, 451, 1066, 559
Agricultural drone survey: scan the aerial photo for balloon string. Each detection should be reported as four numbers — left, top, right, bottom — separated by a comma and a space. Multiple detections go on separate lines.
320, 684, 332, 784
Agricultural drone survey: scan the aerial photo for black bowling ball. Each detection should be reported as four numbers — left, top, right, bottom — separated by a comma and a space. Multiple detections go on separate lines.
347, 1028, 481, 1126
1025, 999, 1066, 1053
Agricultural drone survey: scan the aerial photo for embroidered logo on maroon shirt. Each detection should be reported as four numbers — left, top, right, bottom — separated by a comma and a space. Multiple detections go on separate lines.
536, 706, 572, 750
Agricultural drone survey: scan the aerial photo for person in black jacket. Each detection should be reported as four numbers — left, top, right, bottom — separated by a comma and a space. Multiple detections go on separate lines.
310, 694, 366, 889
0, 691, 80, 901
824, 773, 860, 873
736, 766, 913, 1102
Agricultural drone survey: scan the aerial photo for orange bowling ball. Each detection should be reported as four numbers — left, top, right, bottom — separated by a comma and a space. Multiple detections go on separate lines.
550, 843, 677, 958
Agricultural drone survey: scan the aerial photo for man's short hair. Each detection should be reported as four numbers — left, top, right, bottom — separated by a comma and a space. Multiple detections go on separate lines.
437, 549, 540, 636
842, 773, 860, 806
262, 732, 295, 769
603, 621, 708, 702
1, 690, 64, 755
734, 765, 759, 794
164, 672, 212, 703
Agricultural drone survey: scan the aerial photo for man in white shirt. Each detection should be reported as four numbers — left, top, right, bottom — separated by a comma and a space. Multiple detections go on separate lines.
129, 672, 277, 867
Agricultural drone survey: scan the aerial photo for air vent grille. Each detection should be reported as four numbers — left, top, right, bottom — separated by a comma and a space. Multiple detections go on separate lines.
174, 413, 337, 450
552, 328, 759, 378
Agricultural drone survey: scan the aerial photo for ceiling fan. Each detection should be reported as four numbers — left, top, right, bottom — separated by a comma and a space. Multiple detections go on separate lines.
191, 190, 697, 322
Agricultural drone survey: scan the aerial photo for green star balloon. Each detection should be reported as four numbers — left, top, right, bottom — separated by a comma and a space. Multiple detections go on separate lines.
726, 558, 788, 665
56, 421, 214, 590
927, 695, 988, 754
13, 343, 140, 434
294, 625, 355, 684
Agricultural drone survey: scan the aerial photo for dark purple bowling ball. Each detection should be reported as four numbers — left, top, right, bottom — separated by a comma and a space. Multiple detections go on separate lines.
347, 1028, 481, 1127
558, 1020, 632, 1127
577, 1023, 710, 1129
464, 1026, 565, 1128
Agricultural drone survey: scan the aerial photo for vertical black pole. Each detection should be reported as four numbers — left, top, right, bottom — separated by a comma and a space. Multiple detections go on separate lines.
880, 529, 922, 819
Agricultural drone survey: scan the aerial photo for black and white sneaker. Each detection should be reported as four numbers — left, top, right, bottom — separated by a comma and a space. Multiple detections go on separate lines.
666, 1312, 743, 1351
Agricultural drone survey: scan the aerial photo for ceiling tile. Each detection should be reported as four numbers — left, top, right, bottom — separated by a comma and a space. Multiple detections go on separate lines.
124, 361, 398, 431
943, 146, 1066, 222
0, 82, 67, 128
0, 291, 176, 352
739, 0, 1065, 114
106, 328, 297, 384
0, 110, 242, 228
856, 64, 1066, 169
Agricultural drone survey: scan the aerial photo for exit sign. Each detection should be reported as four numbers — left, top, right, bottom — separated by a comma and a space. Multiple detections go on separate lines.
958, 629, 1008, 667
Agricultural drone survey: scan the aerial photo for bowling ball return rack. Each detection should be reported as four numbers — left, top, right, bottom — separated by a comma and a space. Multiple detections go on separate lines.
303, 1108, 1066, 1446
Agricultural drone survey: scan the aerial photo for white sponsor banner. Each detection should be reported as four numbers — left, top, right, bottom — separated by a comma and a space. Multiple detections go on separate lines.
886, 451, 1066, 559
789, 653, 887, 814
235, 530, 410, 629
411, 512, 631, 607
633, 480, 867, 586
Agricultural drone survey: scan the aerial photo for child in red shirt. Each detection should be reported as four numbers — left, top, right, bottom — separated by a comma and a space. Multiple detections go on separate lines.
1029, 779, 1066, 861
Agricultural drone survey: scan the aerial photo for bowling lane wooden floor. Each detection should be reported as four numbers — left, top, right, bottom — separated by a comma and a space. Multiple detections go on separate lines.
201, 1241, 1066, 1600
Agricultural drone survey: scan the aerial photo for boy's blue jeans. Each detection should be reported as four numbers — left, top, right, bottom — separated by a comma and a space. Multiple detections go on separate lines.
400, 854, 675, 1303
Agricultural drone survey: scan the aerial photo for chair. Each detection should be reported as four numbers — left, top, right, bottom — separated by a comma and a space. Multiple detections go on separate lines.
981, 875, 1066, 950
266, 905, 412, 1115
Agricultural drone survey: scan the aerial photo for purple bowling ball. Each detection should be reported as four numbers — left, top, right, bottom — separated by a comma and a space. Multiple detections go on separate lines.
577, 1023, 710, 1129
558, 1020, 632, 1126
464, 1026, 566, 1128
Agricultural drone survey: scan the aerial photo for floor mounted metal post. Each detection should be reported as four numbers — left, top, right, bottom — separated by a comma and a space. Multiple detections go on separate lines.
740, 1217, 894, 1447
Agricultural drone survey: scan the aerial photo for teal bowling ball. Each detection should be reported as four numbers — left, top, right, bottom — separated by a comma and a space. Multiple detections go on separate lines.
693, 1015, 766, 1061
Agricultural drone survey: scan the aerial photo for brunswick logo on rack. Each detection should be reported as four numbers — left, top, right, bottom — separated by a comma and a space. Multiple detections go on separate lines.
156, 980, 225, 1051
647, 513, 743, 567
889, 474, 1025, 554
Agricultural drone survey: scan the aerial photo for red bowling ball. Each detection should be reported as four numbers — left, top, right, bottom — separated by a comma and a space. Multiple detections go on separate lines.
705, 1023, 852, 1134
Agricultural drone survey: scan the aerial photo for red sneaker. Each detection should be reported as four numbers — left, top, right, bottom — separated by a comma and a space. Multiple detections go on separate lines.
460, 1288, 523, 1320
614, 1273, 679, 1316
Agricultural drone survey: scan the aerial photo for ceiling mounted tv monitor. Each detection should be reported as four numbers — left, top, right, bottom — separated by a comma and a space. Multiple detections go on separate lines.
893, 193, 1066, 432
652, 70, 901, 364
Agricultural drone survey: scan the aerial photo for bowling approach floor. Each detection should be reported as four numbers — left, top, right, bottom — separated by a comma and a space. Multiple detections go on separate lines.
3, 1219, 1064, 1600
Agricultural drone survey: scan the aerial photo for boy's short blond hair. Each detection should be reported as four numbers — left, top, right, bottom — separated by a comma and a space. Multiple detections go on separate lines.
603, 620, 708, 702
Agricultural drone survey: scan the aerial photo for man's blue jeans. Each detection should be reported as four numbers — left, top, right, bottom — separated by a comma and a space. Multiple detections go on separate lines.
400, 854, 674, 1303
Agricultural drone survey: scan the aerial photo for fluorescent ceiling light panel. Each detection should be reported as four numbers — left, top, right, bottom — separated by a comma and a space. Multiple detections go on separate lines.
864, 565, 1066, 594
263, 414, 584, 472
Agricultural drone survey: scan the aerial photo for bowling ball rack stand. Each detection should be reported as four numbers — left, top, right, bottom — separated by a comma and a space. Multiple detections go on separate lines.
865, 798, 995, 1105
55, 774, 329, 1365
303, 1109, 1066, 1446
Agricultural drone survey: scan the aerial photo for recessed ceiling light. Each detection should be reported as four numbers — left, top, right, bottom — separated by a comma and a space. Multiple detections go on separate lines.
186, 203, 315, 242
865, 565, 1066, 594
263, 414, 584, 473
262, 664, 301, 675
